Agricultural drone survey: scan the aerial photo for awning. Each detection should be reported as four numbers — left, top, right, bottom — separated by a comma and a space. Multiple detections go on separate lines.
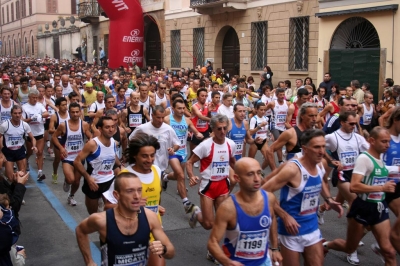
315, 4, 398, 17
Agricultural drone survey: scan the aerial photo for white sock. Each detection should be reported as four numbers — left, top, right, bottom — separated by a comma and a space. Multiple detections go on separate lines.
38, 170, 42, 174
182, 198, 189, 204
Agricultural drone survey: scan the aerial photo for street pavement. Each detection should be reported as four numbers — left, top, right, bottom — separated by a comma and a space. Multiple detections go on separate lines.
17, 146, 398, 266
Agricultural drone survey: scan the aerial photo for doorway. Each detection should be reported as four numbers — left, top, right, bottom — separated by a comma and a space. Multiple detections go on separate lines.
222, 27, 240, 77
145, 20, 161, 70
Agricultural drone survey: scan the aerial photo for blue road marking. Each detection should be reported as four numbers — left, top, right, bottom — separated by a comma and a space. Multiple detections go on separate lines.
30, 172, 101, 264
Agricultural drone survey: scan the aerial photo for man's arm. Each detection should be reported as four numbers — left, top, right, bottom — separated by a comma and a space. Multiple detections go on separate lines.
265, 130, 292, 171
268, 192, 283, 264
187, 153, 201, 186
143, 107, 151, 122
146, 209, 175, 259
192, 105, 210, 121
318, 103, 333, 120
243, 120, 255, 144
207, 198, 237, 265
48, 113, 57, 134
75, 213, 104, 265
74, 140, 96, 181
91, 109, 104, 132
285, 104, 294, 129
186, 118, 203, 139
82, 122, 93, 140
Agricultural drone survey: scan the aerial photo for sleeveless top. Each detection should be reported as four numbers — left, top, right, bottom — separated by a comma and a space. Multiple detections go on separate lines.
2, 120, 27, 150
0, 100, 14, 123
360, 103, 373, 126
359, 152, 389, 203
86, 137, 116, 183
187, 88, 198, 111
101, 207, 149, 266
18, 88, 30, 105
139, 96, 150, 110
290, 102, 299, 127
227, 118, 246, 161
61, 82, 73, 95
331, 131, 360, 172
191, 102, 209, 133
170, 114, 188, 158
326, 101, 340, 121
272, 100, 288, 132
115, 96, 127, 111
223, 190, 271, 265
287, 126, 303, 160
61, 120, 84, 162
279, 159, 323, 236
113, 126, 122, 157
314, 96, 326, 113
45, 97, 56, 119
383, 135, 400, 182
250, 115, 269, 140
127, 106, 146, 134
155, 93, 167, 106
56, 112, 70, 129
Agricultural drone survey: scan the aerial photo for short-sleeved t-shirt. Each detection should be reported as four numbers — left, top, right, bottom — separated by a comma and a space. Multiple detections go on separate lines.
89, 101, 105, 113
22, 102, 46, 136
193, 138, 236, 181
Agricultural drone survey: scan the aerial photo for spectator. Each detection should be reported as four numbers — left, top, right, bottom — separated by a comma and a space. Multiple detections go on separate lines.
377, 88, 396, 115
80, 42, 87, 63
99, 47, 106, 66
362, 82, 370, 92
319, 72, 335, 100
351, 79, 364, 104
304, 77, 316, 95
263, 65, 273, 86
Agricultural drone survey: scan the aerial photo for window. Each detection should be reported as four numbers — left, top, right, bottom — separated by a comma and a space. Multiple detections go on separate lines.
16, 1, 20, 20
289, 16, 309, 71
171, 30, 181, 68
193, 28, 204, 68
7, 5, 9, 23
47, 0, 57, 13
31, 35, 34, 55
11, 3, 14, 21
71, 0, 77, 14
251, 21, 268, 71
22, 0, 26, 18
29, 0, 32, 16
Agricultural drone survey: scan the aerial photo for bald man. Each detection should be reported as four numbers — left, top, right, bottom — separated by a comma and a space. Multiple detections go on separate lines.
208, 158, 282, 266
61, 74, 75, 95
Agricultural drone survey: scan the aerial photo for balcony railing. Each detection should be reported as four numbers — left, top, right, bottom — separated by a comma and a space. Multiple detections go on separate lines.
78, 1, 106, 22
190, 0, 221, 7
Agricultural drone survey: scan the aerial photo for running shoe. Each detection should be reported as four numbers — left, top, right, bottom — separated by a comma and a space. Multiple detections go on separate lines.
206, 250, 220, 265
370, 243, 385, 263
52, 174, 58, 184
48, 147, 55, 158
189, 206, 200, 228
22, 200, 25, 205
317, 209, 325, 225
358, 241, 364, 247
161, 172, 169, 191
63, 182, 71, 192
37, 172, 46, 181
67, 195, 77, 206
184, 202, 195, 214
347, 251, 360, 265
194, 161, 199, 168
342, 201, 349, 209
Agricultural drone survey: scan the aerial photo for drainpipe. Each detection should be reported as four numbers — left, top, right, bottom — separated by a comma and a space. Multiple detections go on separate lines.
392, 9, 394, 78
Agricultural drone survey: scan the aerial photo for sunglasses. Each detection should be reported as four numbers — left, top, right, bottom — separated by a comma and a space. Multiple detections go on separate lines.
216, 126, 228, 131
345, 122, 357, 126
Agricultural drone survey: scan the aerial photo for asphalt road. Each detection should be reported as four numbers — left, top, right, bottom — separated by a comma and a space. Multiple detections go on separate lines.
17, 146, 398, 266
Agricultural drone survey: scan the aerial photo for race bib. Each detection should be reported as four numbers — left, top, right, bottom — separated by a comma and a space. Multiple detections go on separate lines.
6, 136, 23, 150
365, 114, 372, 123
178, 135, 186, 151
234, 140, 244, 155
0, 111, 11, 122
340, 151, 357, 170
145, 205, 159, 214
275, 112, 286, 128
98, 159, 114, 175
129, 114, 142, 127
234, 229, 268, 260
66, 140, 83, 155
211, 161, 229, 181
29, 114, 41, 125
197, 119, 207, 129
300, 191, 319, 215
389, 158, 400, 182
367, 176, 387, 201
113, 253, 146, 266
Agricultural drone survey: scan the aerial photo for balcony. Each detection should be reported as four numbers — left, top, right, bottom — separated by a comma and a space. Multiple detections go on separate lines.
190, 0, 247, 15
78, 1, 107, 24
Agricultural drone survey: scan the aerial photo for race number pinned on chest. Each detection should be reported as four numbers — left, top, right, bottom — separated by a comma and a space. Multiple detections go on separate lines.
211, 161, 229, 181
98, 159, 114, 175
235, 229, 268, 260
6, 136, 23, 150
129, 114, 142, 127
66, 141, 83, 154
197, 119, 207, 129
340, 151, 357, 170
300, 191, 319, 215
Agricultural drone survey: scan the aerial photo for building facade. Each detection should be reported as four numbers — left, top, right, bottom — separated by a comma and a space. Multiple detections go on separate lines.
0, 0, 78, 58
316, 0, 399, 100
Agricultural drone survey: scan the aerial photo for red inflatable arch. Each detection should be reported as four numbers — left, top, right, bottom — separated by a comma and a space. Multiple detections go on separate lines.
97, 0, 144, 69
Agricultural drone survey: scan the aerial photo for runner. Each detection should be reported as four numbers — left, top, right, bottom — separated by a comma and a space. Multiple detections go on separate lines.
138, 83, 155, 114
186, 114, 236, 263
0, 105, 36, 181
207, 91, 221, 118
265, 88, 288, 165
48, 97, 70, 184
358, 92, 376, 133
14, 76, 30, 105
76, 172, 175, 266
163, 99, 204, 213
22, 89, 49, 180
120, 92, 150, 137
263, 129, 343, 266
61, 74, 74, 95
324, 127, 399, 266
248, 102, 271, 169
73, 117, 121, 214
187, 78, 200, 111
88, 91, 105, 122
286, 88, 310, 128
44, 84, 57, 158
208, 157, 282, 266
216, 92, 233, 118
92, 95, 117, 132
52, 102, 91, 206
82, 81, 97, 123
318, 87, 347, 124
0, 87, 15, 123
155, 81, 168, 109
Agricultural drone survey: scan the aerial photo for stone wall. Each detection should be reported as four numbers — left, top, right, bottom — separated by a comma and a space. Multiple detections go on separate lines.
165, 0, 319, 85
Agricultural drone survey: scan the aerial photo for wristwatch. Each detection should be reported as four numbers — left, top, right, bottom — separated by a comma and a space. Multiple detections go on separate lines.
161, 244, 167, 255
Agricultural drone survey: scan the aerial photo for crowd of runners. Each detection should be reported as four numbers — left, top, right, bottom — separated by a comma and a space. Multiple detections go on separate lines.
0, 57, 400, 266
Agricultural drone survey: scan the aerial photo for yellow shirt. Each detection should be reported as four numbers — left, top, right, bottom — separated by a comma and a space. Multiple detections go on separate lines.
83, 90, 97, 116
187, 87, 198, 111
